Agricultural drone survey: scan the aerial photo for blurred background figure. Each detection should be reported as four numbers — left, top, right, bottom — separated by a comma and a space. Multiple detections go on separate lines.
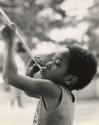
10, 42, 26, 108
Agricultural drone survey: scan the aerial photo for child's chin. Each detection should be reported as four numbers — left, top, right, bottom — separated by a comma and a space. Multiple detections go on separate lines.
41, 75, 48, 79
41, 74, 45, 79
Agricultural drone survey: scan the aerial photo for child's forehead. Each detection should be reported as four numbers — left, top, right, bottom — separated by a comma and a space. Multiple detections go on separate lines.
54, 47, 69, 58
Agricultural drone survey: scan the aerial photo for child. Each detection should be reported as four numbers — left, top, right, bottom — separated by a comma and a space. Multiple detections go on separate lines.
2, 25, 97, 125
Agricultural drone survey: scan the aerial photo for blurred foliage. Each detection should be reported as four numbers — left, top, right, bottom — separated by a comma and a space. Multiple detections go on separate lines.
0, 0, 67, 43
0, 0, 99, 56
0, 1, 85, 41
86, 0, 99, 55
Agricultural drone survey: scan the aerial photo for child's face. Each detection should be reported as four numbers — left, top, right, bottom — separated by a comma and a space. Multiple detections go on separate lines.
40, 48, 70, 84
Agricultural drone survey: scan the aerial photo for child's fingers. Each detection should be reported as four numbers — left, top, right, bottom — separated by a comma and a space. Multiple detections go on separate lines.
26, 57, 42, 73
33, 64, 40, 73
2, 25, 9, 37
35, 56, 42, 66
11, 23, 16, 32
26, 60, 35, 68
26, 57, 42, 69
26, 63, 40, 76
2, 25, 15, 39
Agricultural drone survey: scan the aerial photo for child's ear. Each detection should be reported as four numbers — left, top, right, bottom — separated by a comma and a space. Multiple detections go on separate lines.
64, 75, 78, 86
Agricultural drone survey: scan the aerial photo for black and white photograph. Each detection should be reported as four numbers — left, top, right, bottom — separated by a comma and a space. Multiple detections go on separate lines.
0, 0, 99, 125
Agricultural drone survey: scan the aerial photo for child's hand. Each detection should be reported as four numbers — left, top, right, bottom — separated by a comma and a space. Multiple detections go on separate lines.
2, 23, 16, 44
26, 57, 42, 77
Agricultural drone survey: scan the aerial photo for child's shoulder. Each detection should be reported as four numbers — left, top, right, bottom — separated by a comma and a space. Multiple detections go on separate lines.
58, 85, 75, 103
41, 84, 75, 111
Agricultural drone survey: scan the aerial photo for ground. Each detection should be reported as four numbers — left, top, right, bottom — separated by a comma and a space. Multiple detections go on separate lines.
0, 89, 99, 125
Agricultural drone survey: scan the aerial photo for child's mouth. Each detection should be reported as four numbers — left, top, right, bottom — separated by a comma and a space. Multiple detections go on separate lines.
40, 67, 47, 75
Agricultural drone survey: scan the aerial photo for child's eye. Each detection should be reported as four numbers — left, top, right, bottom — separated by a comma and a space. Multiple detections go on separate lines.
51, 59, 54, 61
55, 60, 61, 67
51, 57, 61, 66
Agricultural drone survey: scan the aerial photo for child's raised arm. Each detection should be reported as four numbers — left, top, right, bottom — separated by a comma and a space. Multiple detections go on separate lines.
2, 26, 61, 100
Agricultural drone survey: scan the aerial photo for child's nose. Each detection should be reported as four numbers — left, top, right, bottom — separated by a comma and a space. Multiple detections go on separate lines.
46, 61, 52, 69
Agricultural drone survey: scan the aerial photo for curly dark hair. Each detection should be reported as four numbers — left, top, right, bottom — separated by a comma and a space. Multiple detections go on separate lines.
67, 46, 97, 90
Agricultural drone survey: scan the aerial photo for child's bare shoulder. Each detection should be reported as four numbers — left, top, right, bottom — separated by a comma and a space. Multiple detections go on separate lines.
42, 84, 62, 110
